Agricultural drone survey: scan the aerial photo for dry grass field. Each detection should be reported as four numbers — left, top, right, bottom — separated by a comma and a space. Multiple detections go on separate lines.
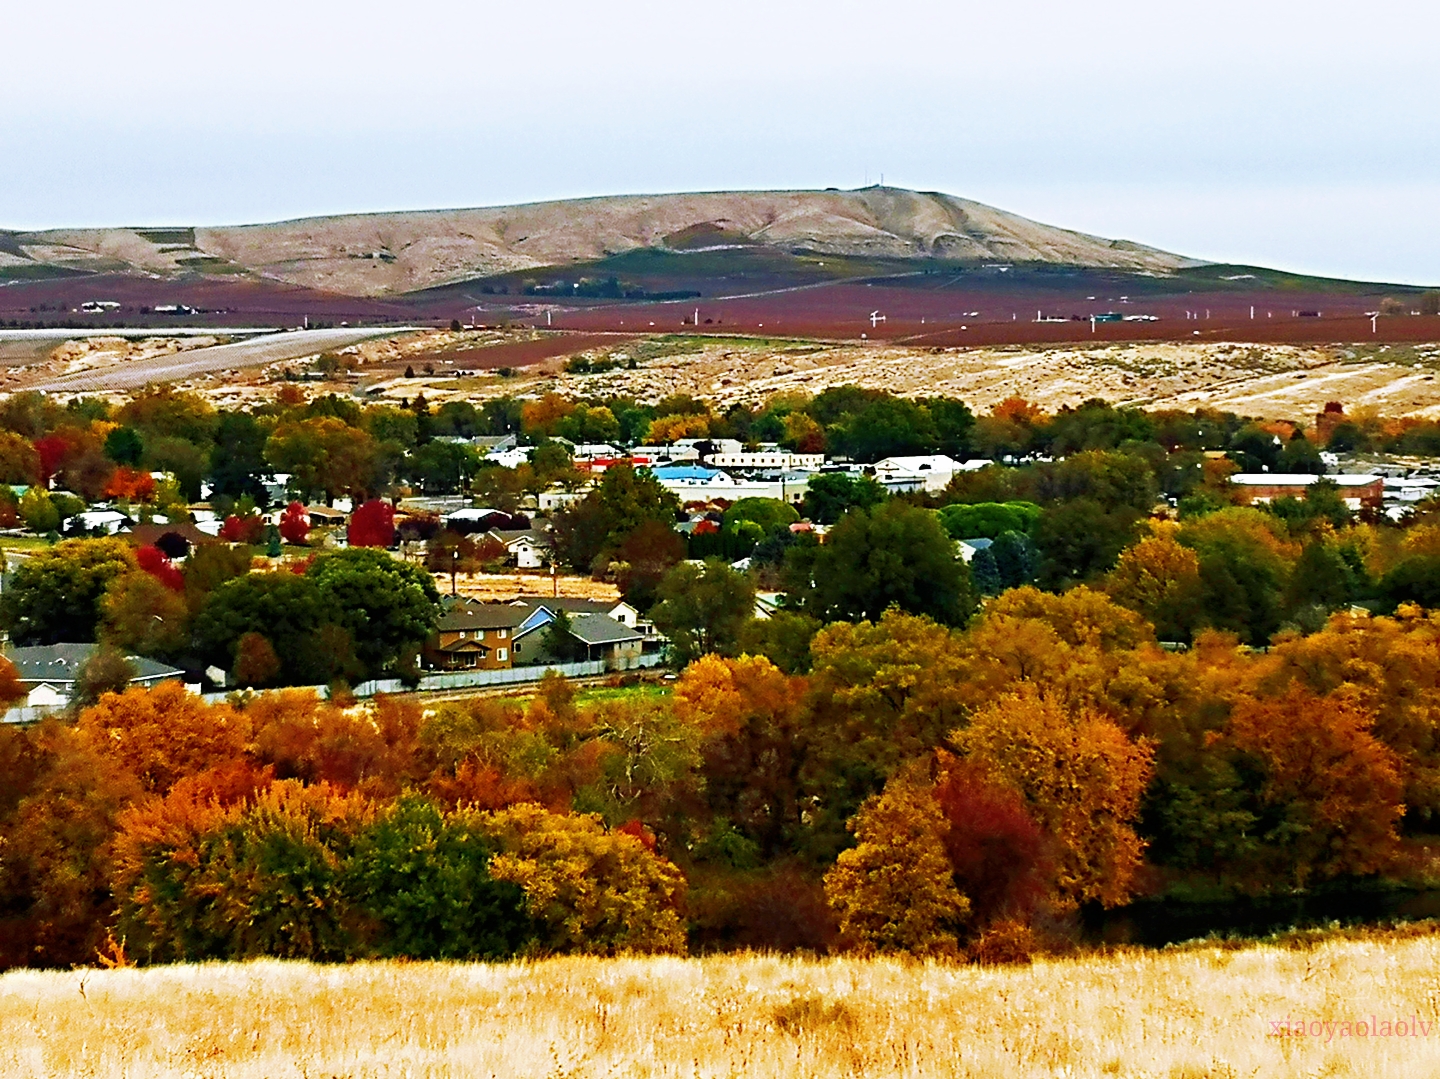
7, 930, 1440, 1078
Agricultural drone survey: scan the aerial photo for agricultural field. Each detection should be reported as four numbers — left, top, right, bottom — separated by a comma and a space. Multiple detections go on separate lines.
6, 930, 1440, 1078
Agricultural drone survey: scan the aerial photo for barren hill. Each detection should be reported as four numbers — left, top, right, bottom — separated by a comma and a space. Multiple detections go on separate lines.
1, 187, 1203, 298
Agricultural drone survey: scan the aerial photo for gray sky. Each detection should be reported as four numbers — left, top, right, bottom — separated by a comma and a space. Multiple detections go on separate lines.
7, 0, 1439, 283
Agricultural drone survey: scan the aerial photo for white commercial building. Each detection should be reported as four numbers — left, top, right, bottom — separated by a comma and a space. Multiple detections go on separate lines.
872, 455, 989, 493
708, 451, 826, 471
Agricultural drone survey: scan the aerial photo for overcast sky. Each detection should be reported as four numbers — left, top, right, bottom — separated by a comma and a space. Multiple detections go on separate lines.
7, 0, 1439, 283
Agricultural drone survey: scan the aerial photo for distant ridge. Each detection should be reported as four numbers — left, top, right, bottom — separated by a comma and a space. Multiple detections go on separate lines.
0, 187, 1206, 298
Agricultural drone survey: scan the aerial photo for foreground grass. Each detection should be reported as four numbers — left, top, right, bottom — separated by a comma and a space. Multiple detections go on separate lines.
7, 932, 1440, 1077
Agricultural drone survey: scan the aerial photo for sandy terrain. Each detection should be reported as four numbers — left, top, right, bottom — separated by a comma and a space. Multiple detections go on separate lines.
21, 323, 1439, 423
23, 327, 411, 394
342, 334, 1440, 420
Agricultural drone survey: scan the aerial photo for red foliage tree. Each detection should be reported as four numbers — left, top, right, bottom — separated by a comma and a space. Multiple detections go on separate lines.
218, 514, 264, 544
933, 758, 1052, 929
347, 499, 395, 548
278, 501, 311, 546
134, 545, 185, 592
32, 435, 68, 484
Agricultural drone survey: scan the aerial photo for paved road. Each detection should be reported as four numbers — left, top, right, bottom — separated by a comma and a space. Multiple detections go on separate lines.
28, 327, 412, 393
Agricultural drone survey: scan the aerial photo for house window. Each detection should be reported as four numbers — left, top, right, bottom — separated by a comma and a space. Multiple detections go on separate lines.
498, 629, 508, 639
497, 648, 508, 662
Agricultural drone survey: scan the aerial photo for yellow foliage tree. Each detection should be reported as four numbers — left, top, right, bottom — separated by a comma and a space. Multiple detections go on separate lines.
953, 690, 1154, 909
476, 803, 687, 955
1106, 526, 1204, 642
824, 780, 969, 957
645, 412, 711, 445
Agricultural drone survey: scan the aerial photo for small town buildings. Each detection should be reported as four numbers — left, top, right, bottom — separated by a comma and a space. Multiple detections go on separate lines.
485, 447, 531, 469
5, 643, 184, 710
1229, 474, 1384, 511
674, 438, 744, 457
121, 522, 217, 555
629, 445, 701, 464
651, 464, 810, 506
708, 451, 826, 471
423, 601, 526, 671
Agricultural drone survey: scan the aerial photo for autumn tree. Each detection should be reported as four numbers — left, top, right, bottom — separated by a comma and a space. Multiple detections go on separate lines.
278, 501, 311, 545
672, 653, 813, 858
101, 571, 190, 660
952, 689, 1154, 909
265, 416, 379, 503
476, 803, 688, 955
347, 499, 395, 548
1224, 684, 1403, 886
76, 683, 251, 795
1106, 526, 1205, 642
824, 780, 969, 956
549, 462, 680, 572
933, 758, 1051, 929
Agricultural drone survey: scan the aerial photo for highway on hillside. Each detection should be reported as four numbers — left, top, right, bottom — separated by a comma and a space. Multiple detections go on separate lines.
26, 327, 413, 393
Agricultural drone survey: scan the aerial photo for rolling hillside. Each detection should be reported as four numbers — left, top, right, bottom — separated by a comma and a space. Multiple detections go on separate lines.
0, 188, 1203, 298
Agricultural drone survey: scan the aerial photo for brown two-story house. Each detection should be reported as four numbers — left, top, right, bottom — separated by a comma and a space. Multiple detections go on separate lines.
423, 601, 529, 671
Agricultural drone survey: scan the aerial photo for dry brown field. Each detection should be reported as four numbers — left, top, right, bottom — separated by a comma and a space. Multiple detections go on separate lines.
7, 930, 1440, 1078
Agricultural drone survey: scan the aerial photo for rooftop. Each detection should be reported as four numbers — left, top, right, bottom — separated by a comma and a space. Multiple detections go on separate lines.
5, 643, 183, 686
435, 601, 530, 631
1229, 474, 1381, 487
569, 613, 645, 647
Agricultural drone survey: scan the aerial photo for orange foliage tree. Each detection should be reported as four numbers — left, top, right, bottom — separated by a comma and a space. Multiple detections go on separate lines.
1224, 684, 1403, 886
952, 689, 1155, 909
76, 682, 251, 795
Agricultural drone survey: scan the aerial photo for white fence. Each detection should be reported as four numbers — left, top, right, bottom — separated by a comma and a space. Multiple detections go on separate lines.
4, 655, 668, 722
200, 653, 665, 705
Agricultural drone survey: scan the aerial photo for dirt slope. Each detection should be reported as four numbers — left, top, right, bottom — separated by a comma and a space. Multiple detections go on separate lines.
3, 188, 1201, 297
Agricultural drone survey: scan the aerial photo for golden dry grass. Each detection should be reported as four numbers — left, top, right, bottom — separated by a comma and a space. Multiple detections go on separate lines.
8, 933, 1440, 1078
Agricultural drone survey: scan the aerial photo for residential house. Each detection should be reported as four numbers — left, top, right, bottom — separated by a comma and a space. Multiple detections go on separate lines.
64, 509, 131, 536
422, 601, 527, 671
307, 505, 348, 529
567, 613, 646, 669
444, 507, 507, 533
509, 598, 656, 665
488, 528, 551, 569
5, 643, 184, 712
871, 455, 982, 494
486, 447, 531, 469
539, 486, 593, 512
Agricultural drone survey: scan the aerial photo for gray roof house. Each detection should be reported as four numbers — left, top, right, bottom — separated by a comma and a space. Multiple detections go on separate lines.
4, 643, 185, 719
